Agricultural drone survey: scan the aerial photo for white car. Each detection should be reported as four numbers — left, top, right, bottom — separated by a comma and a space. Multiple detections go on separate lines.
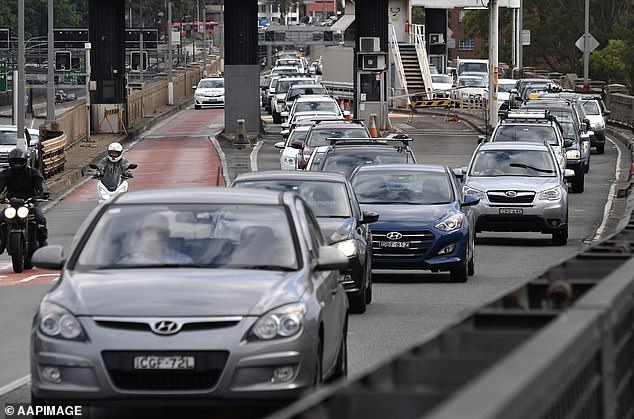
193, 77, 224, 109
275, 125, 312, 170
283, 95, 348, 124
453, 75, 488, 102
0, 125, 42, 171
496, 78, 518, 110
430, 74, 454, 97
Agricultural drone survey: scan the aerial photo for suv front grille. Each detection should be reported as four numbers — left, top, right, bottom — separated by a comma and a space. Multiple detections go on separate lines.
102, 351, 229, 391
487, 191, 535, 204
372, 230, 435, 258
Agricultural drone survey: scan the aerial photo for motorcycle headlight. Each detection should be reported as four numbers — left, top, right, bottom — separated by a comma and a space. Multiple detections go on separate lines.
435, 214, 464, 232
566, 150, 581, 160
538, 187, 562, 201
4, 207, 16, 219
38, 302, 86, 341
250, 303, 306, 341
463, 186, 485, 200
17, 206, 29, 218
332, 239, 357, 257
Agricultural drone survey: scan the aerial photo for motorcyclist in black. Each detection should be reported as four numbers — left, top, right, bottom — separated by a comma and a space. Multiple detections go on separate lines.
0, 148, 50, 253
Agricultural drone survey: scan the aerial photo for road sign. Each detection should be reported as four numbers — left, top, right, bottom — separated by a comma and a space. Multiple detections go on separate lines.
0, 28, 8, 50
575, 33, 599, 53
64, 69, 80, 84
0, 72, 6, 93
521, 29, 530, 46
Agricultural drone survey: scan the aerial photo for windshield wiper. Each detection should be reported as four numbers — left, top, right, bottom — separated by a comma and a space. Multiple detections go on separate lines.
98, 263, 199, 269
224, 264, 296, 271
509, 163, 554, 173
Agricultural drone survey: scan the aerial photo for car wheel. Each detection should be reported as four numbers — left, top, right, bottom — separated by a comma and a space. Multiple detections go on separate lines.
468, 254, 475, 276
349, 281, 367, 314
552, 225, 568, 246
365, 264, 373, 304
449, 261, 468, 283
596, 143, 605, 154
194, 104, 201, 110
584, 157, 590, 173
272, 111, 282, 124
313, 340, 323, 387
571, 170, 585, 193
328, 331, 347, 382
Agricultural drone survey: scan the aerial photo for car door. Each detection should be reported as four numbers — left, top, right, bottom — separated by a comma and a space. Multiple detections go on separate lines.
347, 183, 370, 267
296, 199, 344, 371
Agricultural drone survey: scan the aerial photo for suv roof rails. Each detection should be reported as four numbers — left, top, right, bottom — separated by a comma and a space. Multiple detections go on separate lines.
313, 118, 365, 125
500, 110, 556, 122
327, 136, 414, 147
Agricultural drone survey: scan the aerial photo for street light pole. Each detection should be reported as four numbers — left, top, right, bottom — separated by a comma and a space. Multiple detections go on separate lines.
488, 0, 499, 128
583, 0, 589, 91
17, 0, 25, 146
46, 0, 55, 123
168, 1, 173, 105
140, 0, 144, 83
202, 1, 207, 77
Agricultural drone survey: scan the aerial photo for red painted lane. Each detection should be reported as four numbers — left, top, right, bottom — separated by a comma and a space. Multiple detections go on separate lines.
65, 108, 225, 203
1, 109, 225, 286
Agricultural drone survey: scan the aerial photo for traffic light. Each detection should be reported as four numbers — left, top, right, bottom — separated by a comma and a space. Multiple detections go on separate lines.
130, 51, 148, 71
54, 51, 72, 71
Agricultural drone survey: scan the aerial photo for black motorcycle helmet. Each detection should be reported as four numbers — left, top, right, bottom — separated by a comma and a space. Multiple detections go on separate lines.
8, 148, 28, 173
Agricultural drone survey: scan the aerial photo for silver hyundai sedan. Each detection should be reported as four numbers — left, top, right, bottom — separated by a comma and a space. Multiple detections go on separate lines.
30, 188, 349, 408
460, 142, 574, 245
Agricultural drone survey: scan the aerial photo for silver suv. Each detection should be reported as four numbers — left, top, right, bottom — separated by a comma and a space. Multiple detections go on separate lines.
460, 142, 574, 245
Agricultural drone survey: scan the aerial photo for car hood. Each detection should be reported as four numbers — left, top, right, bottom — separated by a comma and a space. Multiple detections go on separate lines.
317, 217, 354, 242
359, 203, 457, 228
196, 88, 224, 95
465, 176, 561, 192
48, 269, 306, 317
432, 83, 453, 90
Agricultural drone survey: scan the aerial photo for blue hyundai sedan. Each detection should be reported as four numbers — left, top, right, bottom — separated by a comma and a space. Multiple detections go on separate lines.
350, 164, 480, 282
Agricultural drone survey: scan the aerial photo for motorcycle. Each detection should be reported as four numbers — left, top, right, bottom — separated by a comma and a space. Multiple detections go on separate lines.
89, 163, 138, 203
1, 197, 47, 273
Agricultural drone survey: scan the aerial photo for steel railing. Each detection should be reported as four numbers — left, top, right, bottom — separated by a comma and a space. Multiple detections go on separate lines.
389, 23, 410, 109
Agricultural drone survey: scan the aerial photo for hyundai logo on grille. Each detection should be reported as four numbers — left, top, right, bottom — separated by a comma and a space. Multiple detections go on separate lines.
151, 320, 181, 335
386, 232, 403, 241
505, 191, 518, 197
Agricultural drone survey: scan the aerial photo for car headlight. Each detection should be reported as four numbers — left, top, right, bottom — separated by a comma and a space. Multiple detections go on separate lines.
463, 186, 485, 200
283, 156, 296, 165
38, 302, 86, 341
538, 187, 562, 201
566, 150, 581, 160
332, 239, 357, 257
250, 303, 306, 341
435, 214, 464, 232
17, 206, 29, 218
4, 207, 16, 219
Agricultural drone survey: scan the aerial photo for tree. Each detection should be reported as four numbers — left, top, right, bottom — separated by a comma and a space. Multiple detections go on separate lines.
589, 39, 628, 87
412, 6, 425, 25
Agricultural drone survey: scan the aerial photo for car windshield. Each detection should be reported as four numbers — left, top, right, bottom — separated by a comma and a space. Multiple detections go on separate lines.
289, 129, 309, 143
458, 62, 487, 75
277, 59, 300, 67
233, 180, 351, 218
559, 122, 577, 139
431, 75, 452, 84
277, 79, 312, 94
582, 100, 600, 115
75, 204, 298, 270
198, 79, 224, 89
493, 125, 559, 146
498, 82, 516, 93
313, 150, 415, 178
294, 101, 339, 113
459, 77, 486, 88
352, 171, 453, 205
288, 86, 327, 101
469, 150, 557, 177
306, 128, 369, 147
0, 132, 19, 145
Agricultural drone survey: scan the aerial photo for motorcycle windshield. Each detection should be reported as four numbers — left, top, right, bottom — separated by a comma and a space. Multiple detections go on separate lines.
101, 173, 122, 192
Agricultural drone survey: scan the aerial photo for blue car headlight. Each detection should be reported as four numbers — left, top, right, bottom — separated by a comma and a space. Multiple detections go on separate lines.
435, 214, 464, 232
250, 303, 306, 341
38, 302, 86, 341
332, 239, 357, 257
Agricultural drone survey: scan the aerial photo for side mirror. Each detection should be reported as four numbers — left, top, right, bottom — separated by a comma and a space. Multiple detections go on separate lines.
281, 129, 290, 137
315, 246, 349, 271
281, 123, 290, 129
461, 194, 480, 207
563, 139, 574, 148
32, 245, 65, 270
510, 88, 518, 94
586, 130, 595, 138
281, 111, 289, 117
603, 110, 611, 116
290, 141, 304, 149
192, 85, 197, 90
581, 123, 587, 132
360, 210, 379, 225
477, 135, 486, 144
274, 141, 285, 149
128, 163, 138, 170
343, 111, 351, 117
564, 169, 575, 179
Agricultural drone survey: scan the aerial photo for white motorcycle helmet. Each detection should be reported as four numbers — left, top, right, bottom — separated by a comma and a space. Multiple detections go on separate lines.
107, 142, 124, 163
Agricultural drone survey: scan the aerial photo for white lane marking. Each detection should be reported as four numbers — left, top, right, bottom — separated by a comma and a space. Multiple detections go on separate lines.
0, 375, 30, 396
0, 263, 13, 270
251, 141, 264, 172
0, 276, 7, 281
210, 135, 230, 185
593, 137, 621, 241
19, 273, 60, 283
143, 134, 212, 139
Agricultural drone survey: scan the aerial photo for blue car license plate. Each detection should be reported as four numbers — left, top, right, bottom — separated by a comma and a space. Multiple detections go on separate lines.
499, 208, 523, 215
380, 241, 409, 248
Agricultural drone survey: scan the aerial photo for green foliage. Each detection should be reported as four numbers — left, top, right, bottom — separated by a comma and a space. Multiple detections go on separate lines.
589, 39, 628, 87
411, 6, 425, 25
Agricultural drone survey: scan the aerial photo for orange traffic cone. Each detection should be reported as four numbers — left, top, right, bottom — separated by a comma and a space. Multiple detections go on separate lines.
369, 114, 378, 138
345, 101, 353, 120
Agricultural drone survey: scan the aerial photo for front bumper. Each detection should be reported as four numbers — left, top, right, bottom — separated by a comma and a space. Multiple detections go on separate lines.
31, 316, 319, 406
473, 200, 567, 233
195, 96, 225, 106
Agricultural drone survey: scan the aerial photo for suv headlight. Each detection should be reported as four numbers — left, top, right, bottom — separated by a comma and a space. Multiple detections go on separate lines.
333, 239, 357, 257
538, 187, 562, 201
566, 150, 581, 160
250, 303, 306, 341
435, 214, 464, 232
38, 302, 86, 341
463, 186, 485, 200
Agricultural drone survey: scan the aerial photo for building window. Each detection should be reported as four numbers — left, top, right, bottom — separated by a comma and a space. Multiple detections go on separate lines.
272, 4, 278, 13
459, 10, 466, 23
459, 38, 475, 51
259, 5, 266, 13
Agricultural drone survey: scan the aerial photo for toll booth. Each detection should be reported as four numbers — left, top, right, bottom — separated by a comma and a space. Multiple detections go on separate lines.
356, 50, 388, 129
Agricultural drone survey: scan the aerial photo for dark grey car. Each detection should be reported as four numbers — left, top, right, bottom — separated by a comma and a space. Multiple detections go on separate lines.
30, 188, 349, 407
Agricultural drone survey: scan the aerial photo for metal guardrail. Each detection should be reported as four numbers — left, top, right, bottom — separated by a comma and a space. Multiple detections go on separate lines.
40, 133, 67, 178
322, 81, 354, 101
267, 187, 634, 419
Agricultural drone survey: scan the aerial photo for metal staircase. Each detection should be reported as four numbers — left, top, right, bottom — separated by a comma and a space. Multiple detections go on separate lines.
389, 24, 435, 103
398, 44, 426, 94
